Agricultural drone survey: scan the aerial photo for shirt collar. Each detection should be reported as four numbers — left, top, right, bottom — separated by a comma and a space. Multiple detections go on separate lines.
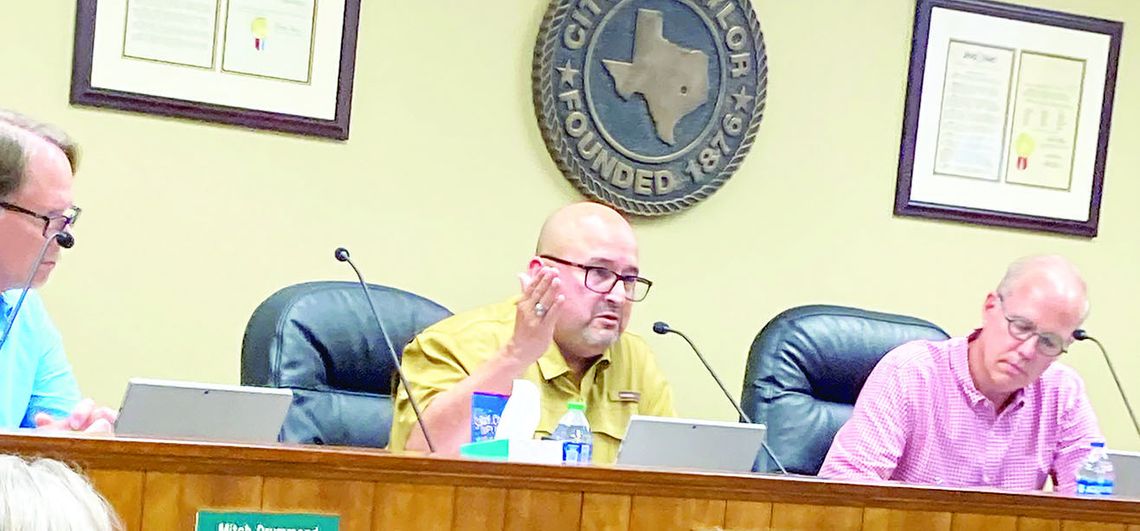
955, 329, 1027, 410
536, 341, 613, 381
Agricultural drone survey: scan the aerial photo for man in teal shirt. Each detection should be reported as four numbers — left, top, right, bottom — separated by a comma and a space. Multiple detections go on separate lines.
0, 109, 115, 432
0, 290, 80, 427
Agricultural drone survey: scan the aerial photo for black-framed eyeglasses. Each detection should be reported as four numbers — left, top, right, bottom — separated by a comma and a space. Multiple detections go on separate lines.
0, 201, 81, 237
539, 254, 652, 302
996, 294, 1068, 358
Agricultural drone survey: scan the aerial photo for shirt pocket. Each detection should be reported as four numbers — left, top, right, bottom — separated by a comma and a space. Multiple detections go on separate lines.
588, 390, 642, 441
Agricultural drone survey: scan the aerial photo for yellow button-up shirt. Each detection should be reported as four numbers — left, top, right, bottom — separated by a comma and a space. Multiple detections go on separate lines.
389, 298, 675, 464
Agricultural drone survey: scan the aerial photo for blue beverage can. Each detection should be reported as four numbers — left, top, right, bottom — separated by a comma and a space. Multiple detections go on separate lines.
471, 391, 510, 442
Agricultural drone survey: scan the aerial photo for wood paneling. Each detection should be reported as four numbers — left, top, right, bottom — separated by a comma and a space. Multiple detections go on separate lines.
1019, 518, 1062, 531
951, 513, 1017, 531
628, 495, 725, 531
262, 477, 374, 531
581, 493, 632, 531
88, 469, 143, 531
141, 472, 261, 529
724, 500, 772, 531
862, 508, 951, 531
504, 489, 582, 531
770, 503, 862, 531
373, 483, 454, 531
453, 486, 508, 531
1060, 523, 1126, 531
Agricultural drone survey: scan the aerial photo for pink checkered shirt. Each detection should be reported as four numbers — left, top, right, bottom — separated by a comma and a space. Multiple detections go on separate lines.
819, 332, 1101, 494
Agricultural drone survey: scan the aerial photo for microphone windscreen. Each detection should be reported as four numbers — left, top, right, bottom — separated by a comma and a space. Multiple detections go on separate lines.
652, 321, 670, 335
55, 232, 74, 249
334, 247, 350, 262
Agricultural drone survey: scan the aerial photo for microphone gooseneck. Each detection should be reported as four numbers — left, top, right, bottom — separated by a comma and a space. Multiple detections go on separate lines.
1073, 329, 1140, 442
654, 321, 789, 475
0, 231, 74, 350
335, 247, 436, 453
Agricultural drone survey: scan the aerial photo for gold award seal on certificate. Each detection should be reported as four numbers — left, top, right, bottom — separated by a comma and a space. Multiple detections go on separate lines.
533, 0, 768, 216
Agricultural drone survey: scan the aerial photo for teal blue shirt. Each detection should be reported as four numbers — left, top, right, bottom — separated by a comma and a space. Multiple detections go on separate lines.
0, 289, 80, 428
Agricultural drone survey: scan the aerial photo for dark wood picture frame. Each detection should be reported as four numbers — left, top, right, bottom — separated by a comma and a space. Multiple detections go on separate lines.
70, 0, 361, 140
895, 0, 1122, 237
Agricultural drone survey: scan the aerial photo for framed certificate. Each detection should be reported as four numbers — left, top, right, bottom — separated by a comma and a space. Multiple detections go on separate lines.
71, 0, 361, 140
894, 0, 1122, 237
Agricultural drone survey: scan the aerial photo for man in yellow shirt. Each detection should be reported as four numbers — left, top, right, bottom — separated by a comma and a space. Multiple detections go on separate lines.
389, 202, 675, 463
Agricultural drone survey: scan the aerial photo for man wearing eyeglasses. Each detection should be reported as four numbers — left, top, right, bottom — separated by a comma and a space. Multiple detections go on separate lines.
820, 255, 1101, 493
389, 202, 674, 461
0, 109, 116, 433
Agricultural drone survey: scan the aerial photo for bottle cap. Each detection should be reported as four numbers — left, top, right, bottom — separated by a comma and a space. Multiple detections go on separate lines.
568, 401, 586, 412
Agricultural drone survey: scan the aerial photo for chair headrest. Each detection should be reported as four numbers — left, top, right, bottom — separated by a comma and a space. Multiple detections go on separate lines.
240, 281, 452, 394
746, 304, 950, 403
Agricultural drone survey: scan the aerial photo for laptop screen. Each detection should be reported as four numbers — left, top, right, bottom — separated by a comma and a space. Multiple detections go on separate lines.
115, 378, 293, 443
1108, 450, 1140, 498
616, 415, 766, 473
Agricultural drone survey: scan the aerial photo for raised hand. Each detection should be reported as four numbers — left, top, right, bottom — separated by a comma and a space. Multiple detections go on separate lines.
507, 265, 565, 364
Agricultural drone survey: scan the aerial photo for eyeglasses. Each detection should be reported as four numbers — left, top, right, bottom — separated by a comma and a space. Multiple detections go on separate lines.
996, 294, 1068, 357
0, 201, 81, 237
539, 255, 652, 302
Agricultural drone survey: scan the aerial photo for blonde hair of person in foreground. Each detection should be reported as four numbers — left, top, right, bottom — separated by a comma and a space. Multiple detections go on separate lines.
0, 454, 121, 531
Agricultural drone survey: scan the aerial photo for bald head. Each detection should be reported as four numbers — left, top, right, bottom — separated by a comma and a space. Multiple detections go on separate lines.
536, 202, 637, 258
997, 255, 1089, 321
530, 202, 641, 361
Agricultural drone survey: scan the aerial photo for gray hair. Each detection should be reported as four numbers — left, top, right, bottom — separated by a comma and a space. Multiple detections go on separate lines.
996, 254, 1090, 320
0, 109, 79, 199
0, 455, 121, 531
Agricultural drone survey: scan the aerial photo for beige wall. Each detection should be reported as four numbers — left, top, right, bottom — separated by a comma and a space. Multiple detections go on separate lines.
3, 1, 1137, 450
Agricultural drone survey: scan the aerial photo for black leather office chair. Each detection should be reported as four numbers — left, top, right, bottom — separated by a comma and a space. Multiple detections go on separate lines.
241, 281, 451, 448
741, 304, 948, 474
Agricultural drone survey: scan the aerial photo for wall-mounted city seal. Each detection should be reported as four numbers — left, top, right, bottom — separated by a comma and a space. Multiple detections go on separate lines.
534, 0, 768, 216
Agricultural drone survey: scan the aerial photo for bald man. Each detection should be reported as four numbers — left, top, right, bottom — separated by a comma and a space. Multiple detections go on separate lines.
820, 255, 1102, 493
388, 202, 675, 461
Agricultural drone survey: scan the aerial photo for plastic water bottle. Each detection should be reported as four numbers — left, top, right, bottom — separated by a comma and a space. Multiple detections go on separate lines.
1076, 441, 1115, 496
551, 401, 592, 465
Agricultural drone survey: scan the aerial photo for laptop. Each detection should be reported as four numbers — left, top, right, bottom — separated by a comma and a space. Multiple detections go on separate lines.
115, 378, 293, 443
1108, 450, 1140, 498
616, 415, 767, 473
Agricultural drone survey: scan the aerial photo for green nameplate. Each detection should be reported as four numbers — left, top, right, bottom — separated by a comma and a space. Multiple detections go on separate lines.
195, 511, 339, 531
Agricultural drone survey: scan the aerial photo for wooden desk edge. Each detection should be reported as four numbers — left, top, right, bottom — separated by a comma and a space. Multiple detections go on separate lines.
1, 432, 1136, 524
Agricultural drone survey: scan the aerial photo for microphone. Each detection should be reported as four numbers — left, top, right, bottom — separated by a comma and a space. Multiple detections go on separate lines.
0, 231, 74, 350
335, 247, 436, 453
1073, 329, 1140, 441
653, 320, 788, 475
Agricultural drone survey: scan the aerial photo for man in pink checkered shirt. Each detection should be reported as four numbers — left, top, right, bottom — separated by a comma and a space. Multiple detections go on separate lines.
820, 255, 1101, 494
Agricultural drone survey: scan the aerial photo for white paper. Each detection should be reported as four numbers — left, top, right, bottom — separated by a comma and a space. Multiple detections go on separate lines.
494, 379, 541, 441
221, 0, 317, 83
933, 41, 1014, 181
123, 0, 220, 69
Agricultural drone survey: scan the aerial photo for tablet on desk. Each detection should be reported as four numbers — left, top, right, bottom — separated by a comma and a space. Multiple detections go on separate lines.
1108, 450, 1140, 498
616, 415, 766, 473
115, 378, 293, 443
